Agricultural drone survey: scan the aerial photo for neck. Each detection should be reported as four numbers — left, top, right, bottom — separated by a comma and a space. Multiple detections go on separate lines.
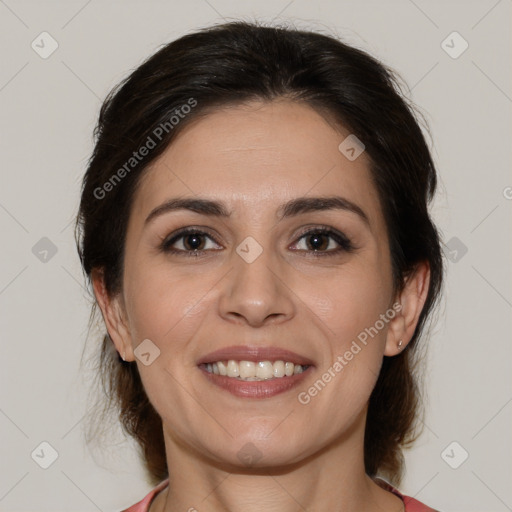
151, 410, 403, 512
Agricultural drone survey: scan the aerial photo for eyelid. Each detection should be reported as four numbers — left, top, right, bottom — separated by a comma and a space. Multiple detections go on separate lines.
293, 224, 346, 239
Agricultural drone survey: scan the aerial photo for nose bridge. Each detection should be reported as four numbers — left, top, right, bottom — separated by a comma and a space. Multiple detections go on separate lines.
218, 234, 294, 325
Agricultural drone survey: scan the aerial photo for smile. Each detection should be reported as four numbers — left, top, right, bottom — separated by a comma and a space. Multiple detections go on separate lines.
197, 345, 315, 398
200, 359, 310, 380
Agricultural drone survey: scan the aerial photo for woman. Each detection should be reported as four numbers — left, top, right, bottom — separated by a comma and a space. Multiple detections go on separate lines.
76, 20, 443, 512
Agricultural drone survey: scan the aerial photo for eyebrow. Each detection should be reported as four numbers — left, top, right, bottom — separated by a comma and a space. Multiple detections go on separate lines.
144, 196, 370, 226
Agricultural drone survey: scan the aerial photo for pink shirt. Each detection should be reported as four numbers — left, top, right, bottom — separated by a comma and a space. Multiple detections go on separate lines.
121, 477, 439, 511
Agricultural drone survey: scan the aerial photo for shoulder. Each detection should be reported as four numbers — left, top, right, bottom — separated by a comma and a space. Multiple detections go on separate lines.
120, 478, 170, 512
373, 477, 441, 512
402, 495, 441, 512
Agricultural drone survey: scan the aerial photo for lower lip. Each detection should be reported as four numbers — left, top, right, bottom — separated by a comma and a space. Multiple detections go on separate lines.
199, 366, 313, 399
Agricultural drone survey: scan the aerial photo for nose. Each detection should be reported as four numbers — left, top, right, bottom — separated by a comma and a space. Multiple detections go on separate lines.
218, 243, 296, 327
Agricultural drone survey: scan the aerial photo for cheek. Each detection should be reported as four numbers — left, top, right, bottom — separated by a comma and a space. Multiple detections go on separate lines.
317, 264, 392, 343
122, 265, 215, 422
304, 253, 392, 398
123, 275, 177, 344
123, 260, 223, 370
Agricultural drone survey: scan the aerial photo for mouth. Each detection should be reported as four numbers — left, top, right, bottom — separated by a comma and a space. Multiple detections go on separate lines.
197, 345, 315, 399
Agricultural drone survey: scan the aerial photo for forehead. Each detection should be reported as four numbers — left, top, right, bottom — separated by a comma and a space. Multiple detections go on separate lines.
132, 99, 382, 227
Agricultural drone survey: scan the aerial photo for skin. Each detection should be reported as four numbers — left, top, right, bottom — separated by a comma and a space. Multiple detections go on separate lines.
93, 99, 429, 512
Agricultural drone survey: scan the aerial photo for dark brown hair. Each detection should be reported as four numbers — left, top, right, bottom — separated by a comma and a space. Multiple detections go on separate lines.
76, 20, 444, 487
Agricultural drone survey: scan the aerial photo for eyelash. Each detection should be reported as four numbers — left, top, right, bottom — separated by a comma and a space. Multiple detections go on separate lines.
160, 226, 355, 258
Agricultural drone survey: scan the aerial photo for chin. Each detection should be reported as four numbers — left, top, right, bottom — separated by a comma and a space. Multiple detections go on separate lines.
204, 436, 312, 472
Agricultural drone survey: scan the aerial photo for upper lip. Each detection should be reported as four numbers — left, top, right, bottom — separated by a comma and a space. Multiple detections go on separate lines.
197, 345, 315, 366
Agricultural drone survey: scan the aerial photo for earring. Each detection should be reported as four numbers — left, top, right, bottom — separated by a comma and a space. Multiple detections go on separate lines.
397, 340, 403, 350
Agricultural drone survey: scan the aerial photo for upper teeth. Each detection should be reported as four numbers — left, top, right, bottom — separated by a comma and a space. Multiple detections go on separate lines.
204, 360, 307, 380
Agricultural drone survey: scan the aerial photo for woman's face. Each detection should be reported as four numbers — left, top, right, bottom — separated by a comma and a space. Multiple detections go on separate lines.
109, 99, 405, 468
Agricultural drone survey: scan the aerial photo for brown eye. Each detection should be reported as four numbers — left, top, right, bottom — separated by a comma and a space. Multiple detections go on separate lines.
304, 232, 330, 251
291, 227, 354, 256
161, 228, 222, 256
180, 233, 206, 251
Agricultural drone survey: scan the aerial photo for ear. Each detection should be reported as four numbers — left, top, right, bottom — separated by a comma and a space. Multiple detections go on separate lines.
91, 268, 134, 362
384, 261, 430, 356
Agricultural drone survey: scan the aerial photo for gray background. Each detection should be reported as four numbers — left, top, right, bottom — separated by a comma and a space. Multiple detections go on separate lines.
1, 1, 511, 511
